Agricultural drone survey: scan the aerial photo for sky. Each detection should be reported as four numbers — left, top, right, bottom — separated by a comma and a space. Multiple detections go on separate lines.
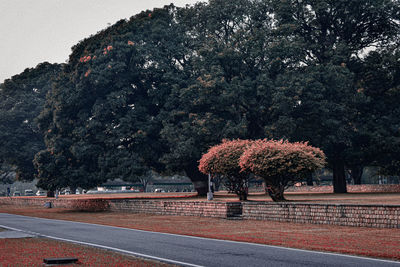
0, 0, 203, 83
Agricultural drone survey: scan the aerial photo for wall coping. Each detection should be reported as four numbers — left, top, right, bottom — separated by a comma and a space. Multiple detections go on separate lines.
242, 201, 400, 208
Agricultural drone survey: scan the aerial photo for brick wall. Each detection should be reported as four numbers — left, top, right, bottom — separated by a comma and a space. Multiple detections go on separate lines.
242, 202, 400, 228
286, 184, 400, 193
109, 199, 241, 218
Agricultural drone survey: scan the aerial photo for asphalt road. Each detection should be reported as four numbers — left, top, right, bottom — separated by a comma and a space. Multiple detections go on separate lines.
0, 213, 398, 267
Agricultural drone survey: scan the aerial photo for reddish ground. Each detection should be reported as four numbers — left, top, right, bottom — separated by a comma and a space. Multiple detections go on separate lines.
1, 205, 399, 261
0, 235, 173, 266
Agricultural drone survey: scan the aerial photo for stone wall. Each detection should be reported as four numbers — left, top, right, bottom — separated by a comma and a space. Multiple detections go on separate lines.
242, 202, 400, 228
0, 197, 398, 228
0, 198, 75, 208
108, 199, 241, 218
0, 197, 241, 218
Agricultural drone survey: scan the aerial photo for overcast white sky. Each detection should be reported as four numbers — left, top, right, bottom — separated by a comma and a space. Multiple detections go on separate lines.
0, 0, 203, 83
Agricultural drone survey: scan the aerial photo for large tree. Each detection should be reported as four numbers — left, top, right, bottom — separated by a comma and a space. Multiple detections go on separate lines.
35, 5, 193, 192
268, 0, 400, 192
269, 63, 359, 193
0, 62, 61, 182
160, 0, 278, 194
353, 45, 400, 177
36, 1, 278, 195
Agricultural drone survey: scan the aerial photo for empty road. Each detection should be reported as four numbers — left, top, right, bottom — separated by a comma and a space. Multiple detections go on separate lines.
0, 213, 398, 267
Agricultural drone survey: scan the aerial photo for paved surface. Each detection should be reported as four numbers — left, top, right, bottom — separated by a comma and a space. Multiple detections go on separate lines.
0, 229, 35, 238
0, 213, 398, 267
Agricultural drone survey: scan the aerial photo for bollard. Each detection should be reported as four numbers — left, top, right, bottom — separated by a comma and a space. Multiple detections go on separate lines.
207, 174, 214, 200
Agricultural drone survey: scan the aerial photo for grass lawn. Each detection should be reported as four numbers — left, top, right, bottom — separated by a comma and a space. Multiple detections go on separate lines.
1, 204, 399, 262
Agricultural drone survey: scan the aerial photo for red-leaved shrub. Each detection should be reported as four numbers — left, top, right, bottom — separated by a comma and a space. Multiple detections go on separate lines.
199, 139, 254, 200
240, 139, 326, 201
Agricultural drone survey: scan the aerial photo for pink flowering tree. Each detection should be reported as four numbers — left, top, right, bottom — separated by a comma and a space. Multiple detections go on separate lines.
199, 139, 253, 200
239, 140, 326, 201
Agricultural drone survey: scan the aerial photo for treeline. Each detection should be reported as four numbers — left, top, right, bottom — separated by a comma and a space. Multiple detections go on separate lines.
1, 0, 399, 195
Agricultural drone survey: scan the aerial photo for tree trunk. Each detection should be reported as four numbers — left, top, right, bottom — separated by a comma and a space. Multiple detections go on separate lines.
350, 166, 363, 185
306, 172, 313, 186
332, 160, 347, 193
238, 191, 248, 201
265, 184, 286, 202
140, 178, 148, 192
213, 176, 221, 191
70, 186, 77, 194
237, 182, 248, 201
143, 182, 148, 192
184, 163, 208, 196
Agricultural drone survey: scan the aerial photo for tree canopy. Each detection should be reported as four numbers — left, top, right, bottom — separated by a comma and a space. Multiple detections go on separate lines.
267, 0, 400, 192
160, 0, 277, 194
35, 5, 192, 192
1, 1, 398, 194
0, 62, 61, 182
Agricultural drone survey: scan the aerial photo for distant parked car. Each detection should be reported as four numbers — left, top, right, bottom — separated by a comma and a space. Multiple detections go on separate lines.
36, 190, 46, 196
61, 189, 70, 195
24, 189, 34, 196
13, 191, 21, 196
154, 188, 165, 193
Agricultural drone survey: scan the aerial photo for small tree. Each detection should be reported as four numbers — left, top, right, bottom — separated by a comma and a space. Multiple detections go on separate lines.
0, 163, 15, 184
199, 139, 253, 200
240, 140, 326, 201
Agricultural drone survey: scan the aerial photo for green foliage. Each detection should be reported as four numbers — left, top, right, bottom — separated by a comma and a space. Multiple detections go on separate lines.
267, 0, 400, 192
19, 0, 400, 194
270, 63, 356, 162
33, 150, 69, 191
0, 62, 61, 181
35, 5, 189, 191
160, 0, 277, 194
271, 0, 400, 63
353, 46, 400, 175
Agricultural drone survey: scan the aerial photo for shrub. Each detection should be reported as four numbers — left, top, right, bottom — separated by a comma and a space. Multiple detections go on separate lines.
199, 139, 253, 200
240, 139, 326, 201
71, 199, 110, 212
